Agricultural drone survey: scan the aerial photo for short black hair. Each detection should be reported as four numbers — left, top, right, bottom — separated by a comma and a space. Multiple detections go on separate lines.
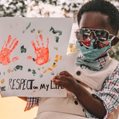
77, 0, 119, 34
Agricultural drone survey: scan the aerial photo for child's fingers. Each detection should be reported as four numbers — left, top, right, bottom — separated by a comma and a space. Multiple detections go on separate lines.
53, 79, 63, 87
59, 71, 69, 75
52, 75, 59, 81
59, 71, 72, 77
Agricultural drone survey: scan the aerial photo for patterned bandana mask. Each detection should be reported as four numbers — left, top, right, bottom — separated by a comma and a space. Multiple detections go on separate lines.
76, 28, 116, 62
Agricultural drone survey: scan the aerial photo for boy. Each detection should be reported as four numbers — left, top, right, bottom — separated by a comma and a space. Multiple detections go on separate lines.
23, 0, 119, 119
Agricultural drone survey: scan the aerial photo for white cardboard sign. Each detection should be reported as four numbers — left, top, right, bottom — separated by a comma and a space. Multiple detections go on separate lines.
0, 17, 74, 97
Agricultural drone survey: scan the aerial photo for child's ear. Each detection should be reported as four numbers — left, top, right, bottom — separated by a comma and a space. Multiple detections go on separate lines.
111, 37, 119, 46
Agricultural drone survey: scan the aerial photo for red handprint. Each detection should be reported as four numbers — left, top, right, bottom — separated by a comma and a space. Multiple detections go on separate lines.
28, 34, 49, 65
0, 35, 19, 65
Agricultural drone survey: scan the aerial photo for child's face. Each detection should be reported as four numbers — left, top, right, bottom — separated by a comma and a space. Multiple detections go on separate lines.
75, 12, 117, 61
77, 12, 118, 47
78, 12, 113, 34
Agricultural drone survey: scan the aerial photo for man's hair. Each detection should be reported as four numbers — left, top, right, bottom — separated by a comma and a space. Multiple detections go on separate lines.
77, 0, 119, 34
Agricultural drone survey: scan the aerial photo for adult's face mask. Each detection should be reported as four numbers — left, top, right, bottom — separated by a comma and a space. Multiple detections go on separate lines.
75, 28, 116, 61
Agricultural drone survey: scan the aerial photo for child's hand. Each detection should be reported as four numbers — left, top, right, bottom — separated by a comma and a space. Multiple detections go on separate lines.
52, 71, 78, 93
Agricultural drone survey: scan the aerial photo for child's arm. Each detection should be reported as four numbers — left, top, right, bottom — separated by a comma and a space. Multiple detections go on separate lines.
53, 71, 106, 119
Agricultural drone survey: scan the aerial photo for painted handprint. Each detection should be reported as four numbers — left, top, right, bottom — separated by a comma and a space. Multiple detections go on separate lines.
28, 34, 49, 65
0, 35, 19, 65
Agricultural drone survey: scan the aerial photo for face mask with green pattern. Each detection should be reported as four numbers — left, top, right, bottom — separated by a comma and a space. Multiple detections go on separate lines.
76, 28, 116, 61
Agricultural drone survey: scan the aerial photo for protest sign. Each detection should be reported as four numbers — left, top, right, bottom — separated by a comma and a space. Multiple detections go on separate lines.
0, 17, 74, 97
